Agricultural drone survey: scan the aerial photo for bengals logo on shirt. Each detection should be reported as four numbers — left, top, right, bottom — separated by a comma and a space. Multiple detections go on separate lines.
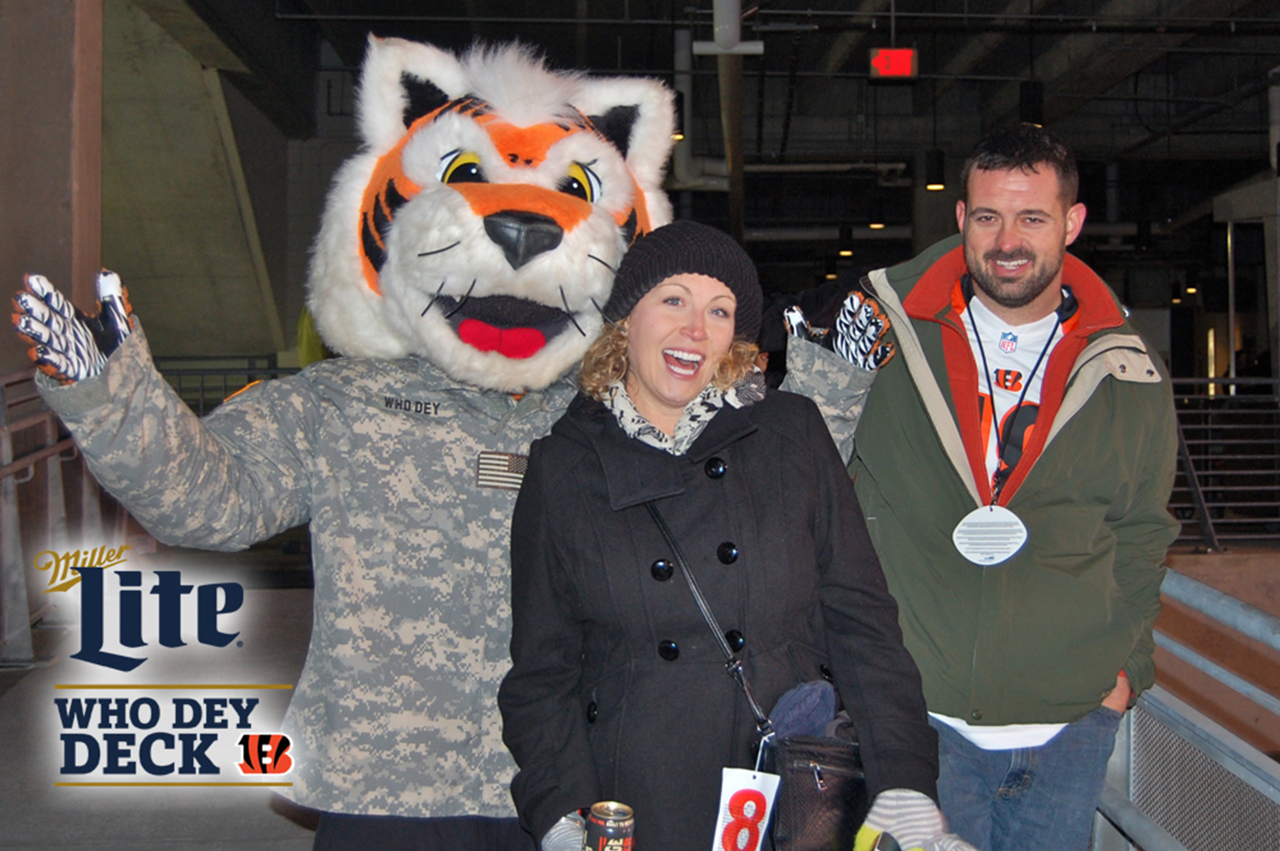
994, 369, 1023, 391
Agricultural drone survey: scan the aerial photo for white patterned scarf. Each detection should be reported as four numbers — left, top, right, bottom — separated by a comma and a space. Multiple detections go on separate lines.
603, 370, 767, 455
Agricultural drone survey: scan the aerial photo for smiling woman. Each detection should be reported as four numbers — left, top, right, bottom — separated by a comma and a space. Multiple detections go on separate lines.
499, 220, 945, 851
577, 221, 763, 438
622, 272, 739, 432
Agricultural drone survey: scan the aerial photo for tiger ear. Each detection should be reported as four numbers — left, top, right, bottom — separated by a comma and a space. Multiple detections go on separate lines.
356, 35, 470, 152
574, 77, 676, 229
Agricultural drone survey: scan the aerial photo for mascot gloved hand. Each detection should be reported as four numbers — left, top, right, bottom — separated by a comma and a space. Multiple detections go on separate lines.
784, 289, 894, 371
13, 271, 133, 384
539, 812, 587, 851
854, 789, 979, 851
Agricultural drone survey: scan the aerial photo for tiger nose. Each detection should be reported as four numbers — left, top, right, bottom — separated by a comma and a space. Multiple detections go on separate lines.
484, 211, 564, 270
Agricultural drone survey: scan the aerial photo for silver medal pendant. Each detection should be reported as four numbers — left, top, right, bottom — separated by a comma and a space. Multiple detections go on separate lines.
952, 504, 1028, 566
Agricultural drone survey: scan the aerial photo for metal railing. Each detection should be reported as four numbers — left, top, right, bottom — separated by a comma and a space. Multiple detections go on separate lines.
0, 357, 298, 663
0, 368, 106, 664
1171, 377, 1280, 551
153, 355, 298, 416
1094, 570, 1280, 850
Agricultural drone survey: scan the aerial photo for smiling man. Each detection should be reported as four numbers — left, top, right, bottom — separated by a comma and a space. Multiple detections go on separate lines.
788, 124, 1179, 851
958, 160, 1085, 324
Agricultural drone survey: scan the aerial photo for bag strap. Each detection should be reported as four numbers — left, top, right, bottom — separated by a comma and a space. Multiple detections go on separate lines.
643, 501, 774, 738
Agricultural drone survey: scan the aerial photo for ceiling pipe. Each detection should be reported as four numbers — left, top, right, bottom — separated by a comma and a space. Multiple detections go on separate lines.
274, 8, 1280, 35
713, 0, 741, 51
1271, 66, 1280, 175
719, 51, 746, 242
744, 225, 911, 242
669, 30, 729, 193
695, 0, 764, 242
1117, 72, 1273, 156
739, 220, 1169, 245
744, 161, 908, 174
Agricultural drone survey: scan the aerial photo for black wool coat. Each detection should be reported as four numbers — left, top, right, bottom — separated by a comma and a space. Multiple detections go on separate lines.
499, 390, 937, 851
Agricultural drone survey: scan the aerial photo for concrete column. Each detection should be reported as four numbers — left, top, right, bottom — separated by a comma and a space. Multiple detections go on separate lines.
0, 0, 102, 658
0, 0, 102, 374
1269, 67, 1280, 380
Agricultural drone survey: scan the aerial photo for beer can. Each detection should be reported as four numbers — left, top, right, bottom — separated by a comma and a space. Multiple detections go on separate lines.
583, 801, 634, 851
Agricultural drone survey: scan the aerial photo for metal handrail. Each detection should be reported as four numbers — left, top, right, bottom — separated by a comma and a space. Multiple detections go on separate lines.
1095, 570, 1280, 849
1170, 378, 1280, 549
1098, 786, 1190, 851
156, 364, 300, 416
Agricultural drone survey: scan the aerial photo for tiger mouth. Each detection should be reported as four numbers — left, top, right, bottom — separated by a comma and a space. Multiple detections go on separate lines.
434, 295, 577, 360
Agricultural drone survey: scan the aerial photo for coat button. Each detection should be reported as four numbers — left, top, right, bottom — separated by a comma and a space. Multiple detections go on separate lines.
658, 640, 679, 661
819, 664, 834, 682
971, 709, 983, 721
705, 457, 727, 478
651, 559, 674, 581
725, 630, 745, 652
717, 542, 739, 564
586, 701, 598, 723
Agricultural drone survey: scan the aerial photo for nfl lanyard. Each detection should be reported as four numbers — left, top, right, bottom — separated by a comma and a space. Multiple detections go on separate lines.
952, 287, 1061, 566
967, 299, 1061, 505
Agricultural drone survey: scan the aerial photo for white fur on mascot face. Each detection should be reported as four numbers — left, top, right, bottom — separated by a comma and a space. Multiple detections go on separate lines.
307, 37, 675, 392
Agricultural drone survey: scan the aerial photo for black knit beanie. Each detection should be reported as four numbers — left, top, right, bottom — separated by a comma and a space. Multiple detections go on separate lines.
603, 220, 763, 341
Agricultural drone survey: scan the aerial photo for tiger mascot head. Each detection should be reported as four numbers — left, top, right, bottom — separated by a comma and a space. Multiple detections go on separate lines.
307, 37, 675, 392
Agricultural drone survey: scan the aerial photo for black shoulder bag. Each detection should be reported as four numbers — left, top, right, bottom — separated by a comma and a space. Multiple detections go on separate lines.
644, 502, 868, 851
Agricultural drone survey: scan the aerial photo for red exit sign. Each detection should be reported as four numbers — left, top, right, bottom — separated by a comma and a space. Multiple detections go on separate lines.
869, 47, 917, 79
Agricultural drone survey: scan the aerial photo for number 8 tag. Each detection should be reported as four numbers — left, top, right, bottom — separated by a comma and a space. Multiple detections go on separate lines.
712, 767, 780, 851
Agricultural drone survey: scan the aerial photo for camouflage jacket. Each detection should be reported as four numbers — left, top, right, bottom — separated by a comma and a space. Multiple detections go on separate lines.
780, 338, 877, 463
38, 321, 578, 818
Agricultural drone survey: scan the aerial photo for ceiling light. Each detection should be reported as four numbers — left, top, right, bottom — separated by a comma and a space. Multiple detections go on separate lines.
869, 196, 885, 230
1019, 81, 1044, 127
925, 149, 945, 191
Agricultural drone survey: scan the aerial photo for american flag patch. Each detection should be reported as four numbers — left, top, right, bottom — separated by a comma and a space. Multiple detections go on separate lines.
476, 451, 529, 490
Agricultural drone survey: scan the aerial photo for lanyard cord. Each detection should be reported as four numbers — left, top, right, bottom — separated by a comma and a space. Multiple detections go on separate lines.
966, 301, 1061, 505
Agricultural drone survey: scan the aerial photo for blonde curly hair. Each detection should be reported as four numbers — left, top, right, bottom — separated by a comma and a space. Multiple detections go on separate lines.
578, 320, 760, 402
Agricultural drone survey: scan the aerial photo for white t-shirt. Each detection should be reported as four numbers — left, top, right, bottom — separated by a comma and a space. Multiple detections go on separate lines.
935, 293, 1069, 750
964, 294, 1065, 497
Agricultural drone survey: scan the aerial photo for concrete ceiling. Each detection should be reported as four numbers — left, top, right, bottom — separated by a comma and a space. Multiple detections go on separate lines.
266, 0, 1280, 163
102, 0, 287, 359
107, 0, 1280, 358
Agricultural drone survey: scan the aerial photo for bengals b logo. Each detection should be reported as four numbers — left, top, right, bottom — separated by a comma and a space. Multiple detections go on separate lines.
237, 733, 293, 775
994, 369, 1024, 391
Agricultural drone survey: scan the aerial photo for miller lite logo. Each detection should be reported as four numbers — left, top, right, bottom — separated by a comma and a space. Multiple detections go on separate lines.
237, 733, 293, 775
998, 331, 1018, 353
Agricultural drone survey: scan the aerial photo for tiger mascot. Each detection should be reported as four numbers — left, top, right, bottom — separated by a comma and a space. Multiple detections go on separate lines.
13, 37, 674, 850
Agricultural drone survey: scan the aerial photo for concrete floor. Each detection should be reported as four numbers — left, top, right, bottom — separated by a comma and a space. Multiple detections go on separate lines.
0, 544, 319, 850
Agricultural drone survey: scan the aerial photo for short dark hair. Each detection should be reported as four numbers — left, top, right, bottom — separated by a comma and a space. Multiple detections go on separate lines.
960, 123, 1079, 208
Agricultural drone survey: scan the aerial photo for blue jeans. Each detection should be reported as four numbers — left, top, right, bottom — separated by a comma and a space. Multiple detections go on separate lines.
930, 706, 1123, 851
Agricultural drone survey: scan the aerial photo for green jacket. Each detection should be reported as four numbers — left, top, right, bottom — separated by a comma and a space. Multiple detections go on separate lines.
851, 235, 1178, 726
